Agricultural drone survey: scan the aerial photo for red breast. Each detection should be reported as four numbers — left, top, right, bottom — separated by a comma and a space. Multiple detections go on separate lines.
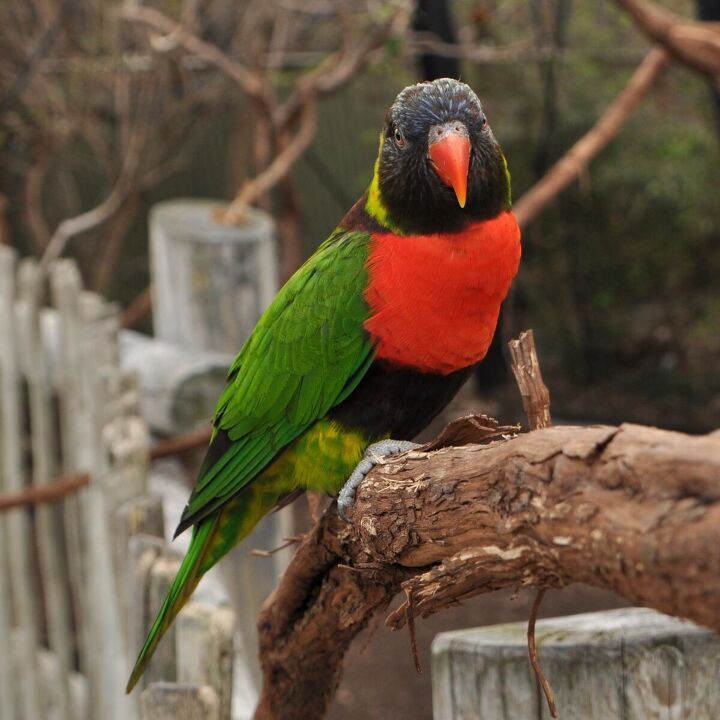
364, 211, 521, 374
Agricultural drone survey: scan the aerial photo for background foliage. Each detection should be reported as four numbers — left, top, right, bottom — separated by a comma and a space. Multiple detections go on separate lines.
1, 0, 718, 431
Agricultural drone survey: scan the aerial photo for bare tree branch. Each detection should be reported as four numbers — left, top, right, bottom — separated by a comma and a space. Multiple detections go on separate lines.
38, 117, 145, 272
513, 47, 670, 228
507, 330, 555, 717
255, 417, 720, 719
615, 0, 720, 77
276, 9, 404, 130
120, 4, 273, 112
0, 473, 89, 511
222, 96, 317, 223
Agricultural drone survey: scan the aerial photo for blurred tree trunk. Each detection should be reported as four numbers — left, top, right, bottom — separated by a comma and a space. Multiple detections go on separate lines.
413, 0, 461, 80
530, 0, 572, 176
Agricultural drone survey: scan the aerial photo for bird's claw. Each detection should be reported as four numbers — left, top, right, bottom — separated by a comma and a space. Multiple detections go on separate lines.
337, 439, 419, 522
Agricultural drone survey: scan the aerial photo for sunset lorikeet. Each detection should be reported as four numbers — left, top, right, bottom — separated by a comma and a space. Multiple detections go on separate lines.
127, 78, 521, 691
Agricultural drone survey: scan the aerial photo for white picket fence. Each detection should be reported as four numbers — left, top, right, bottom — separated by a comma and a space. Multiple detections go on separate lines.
0, 247, 234, 720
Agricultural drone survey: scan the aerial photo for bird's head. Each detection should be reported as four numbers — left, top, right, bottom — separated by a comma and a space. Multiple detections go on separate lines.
367, 78, 511, 234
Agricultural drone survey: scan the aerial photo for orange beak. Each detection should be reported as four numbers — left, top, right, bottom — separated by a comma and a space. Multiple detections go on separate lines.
428, 129, 471, 208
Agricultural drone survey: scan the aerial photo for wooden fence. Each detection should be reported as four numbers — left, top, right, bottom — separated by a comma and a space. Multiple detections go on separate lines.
0, 247, 234, 720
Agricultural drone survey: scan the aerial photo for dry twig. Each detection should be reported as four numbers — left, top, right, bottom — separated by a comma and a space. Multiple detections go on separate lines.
403, 588, 422, 675
249, 537, 303, 558
528, 589, 557, 717
0, 473, 89, 511
149, 426, 213, 461
222, 96, 318, 223
120, 5, 272, 111
38, 109, 147, 272
120, 286, 152, 329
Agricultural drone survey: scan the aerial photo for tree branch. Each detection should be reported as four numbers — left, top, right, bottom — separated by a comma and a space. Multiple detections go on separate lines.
120, 4, 272, 112
513, 46, 670, 227
38, 177, 133, 272
614, 0, 720, 77
508, 329, 551, 430
255, 417, 720, 720
38, 114, 146, 272
0, 473, 89, 511
221, 96, 317, 224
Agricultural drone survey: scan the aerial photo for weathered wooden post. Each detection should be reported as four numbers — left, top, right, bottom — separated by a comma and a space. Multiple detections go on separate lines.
149, 198, 289, 700
139, 682, 220, 720
432, 607, 720, 719
176, 602, 235, 718
150, 199, 277, 353
0, 246, 42, 720
16, 259, 74, 720
145, 551, 183, 686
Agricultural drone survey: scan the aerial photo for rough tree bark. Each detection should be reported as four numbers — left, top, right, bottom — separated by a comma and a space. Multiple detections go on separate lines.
254, 417, 720, 720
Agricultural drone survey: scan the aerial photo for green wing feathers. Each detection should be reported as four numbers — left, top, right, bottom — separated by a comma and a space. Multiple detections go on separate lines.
176, 229, 374, 533
127, 229, 374, 692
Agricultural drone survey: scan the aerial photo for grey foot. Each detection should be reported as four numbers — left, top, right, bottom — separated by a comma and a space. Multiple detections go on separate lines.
337, 439, 419, 521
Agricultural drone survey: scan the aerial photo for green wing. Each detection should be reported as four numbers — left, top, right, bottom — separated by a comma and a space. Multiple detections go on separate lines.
175, 228, 374, 534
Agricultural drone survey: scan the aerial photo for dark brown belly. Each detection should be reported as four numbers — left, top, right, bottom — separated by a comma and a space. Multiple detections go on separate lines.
327, 359, 475, 440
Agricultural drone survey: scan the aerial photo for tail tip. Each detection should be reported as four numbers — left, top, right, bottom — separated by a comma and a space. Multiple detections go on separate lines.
126, 659, 147, 694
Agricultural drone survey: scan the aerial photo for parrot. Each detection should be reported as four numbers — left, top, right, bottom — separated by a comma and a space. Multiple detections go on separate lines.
126, 77, 521, 692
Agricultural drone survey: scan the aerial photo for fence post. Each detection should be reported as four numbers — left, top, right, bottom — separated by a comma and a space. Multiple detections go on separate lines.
139, 682, 220, 720
115, 495, 165, 649
176, 602, 235, 719
0, 512, 11, 719
0, 245, 41, 720
51, 260, 93, 684
0, 248, 13, 717
432, 607, 720, 719
75, 291, 133, 719
17, 259, 74, 720
146, 552, 183, 686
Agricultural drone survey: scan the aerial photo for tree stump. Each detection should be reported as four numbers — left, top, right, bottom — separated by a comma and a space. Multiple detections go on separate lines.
176, 602, 235, 719
150, 198, 277, 355
139, 682, 219, 720
432, 607, 720, 719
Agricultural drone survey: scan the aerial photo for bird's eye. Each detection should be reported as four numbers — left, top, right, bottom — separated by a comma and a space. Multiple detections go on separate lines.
394, 127, 406, 146
481, 115, 488, 129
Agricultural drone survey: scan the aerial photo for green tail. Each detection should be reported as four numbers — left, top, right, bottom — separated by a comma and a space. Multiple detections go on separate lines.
126, 514, 220, 692
126, 479, 285, 693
